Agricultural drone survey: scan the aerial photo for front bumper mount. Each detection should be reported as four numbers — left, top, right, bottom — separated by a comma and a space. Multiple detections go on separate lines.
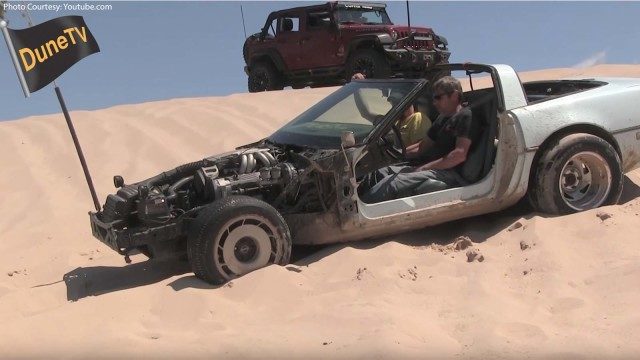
384, 47, 451, 69
89, 212, 184, 253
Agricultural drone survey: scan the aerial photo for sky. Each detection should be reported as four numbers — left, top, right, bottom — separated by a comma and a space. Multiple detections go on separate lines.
0, 0, 639, 121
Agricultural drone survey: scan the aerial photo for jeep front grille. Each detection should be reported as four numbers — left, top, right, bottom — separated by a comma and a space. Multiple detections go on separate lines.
397, 31, 432, 50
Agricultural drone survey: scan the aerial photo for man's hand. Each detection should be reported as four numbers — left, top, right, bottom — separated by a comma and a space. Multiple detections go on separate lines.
352, 73, 366, 80
397, 166, 418, 173
411, 164, 431, 172
406, 137, 434, 159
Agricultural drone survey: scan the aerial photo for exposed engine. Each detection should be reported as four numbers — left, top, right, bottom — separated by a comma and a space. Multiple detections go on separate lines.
98, 145, 333, 228
193, 149, 297, 202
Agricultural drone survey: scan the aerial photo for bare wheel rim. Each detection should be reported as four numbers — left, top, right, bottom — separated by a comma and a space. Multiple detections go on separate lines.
214, 214, 278, 278
558, 151, 612, 211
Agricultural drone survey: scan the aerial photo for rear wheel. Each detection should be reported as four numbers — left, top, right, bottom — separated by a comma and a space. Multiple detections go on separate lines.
529, 133, 623, 214
345, 49, 391, 80
187, 196, 292, 284
248, 62, 284, 92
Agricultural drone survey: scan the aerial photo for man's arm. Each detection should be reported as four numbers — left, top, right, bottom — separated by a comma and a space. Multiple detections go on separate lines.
414, 136, 471, 171
406, 136, 434, 159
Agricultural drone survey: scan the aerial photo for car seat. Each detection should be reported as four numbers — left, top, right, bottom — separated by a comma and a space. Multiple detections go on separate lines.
459, 92, 498, 184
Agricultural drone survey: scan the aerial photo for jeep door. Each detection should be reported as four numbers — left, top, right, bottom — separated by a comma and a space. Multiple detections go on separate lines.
300, 10, 342, 69
274, 12, 306, 71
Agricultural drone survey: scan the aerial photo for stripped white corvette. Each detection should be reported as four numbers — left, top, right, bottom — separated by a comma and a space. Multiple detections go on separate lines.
90, 63, 640, 284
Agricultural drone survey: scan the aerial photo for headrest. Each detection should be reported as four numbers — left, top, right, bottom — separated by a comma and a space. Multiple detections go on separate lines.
282, 18, 293, 32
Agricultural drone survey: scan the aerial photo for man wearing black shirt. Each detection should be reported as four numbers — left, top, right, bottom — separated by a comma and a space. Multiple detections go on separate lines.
362, 76, 480, 203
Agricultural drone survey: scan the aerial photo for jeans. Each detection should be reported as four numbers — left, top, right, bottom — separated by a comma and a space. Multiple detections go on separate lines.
361, 165, 466, 203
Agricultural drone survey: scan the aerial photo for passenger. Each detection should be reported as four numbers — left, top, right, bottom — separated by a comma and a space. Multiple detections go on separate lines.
362, 76, 480, 203
387, 90, 430, 146
351, 72, 430, 146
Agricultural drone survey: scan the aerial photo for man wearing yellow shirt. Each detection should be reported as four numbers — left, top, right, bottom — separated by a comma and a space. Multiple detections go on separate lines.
387, 92, 431, 147
352, 72, 431, 147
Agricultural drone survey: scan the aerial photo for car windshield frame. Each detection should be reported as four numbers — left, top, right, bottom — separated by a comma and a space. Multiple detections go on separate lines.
268, 79, 425, 150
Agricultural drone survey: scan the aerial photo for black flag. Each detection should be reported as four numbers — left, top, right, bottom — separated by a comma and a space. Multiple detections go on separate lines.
5, 15, 99, 93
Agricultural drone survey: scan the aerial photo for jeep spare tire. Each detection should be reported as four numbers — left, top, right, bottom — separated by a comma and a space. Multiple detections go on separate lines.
187, 196, 292, 284
346, 49, 391, 80
248, 62, 284, 92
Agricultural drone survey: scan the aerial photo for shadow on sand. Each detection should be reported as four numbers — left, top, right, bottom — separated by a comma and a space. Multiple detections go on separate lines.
63, 260, 191, 301
620, 175, 640, 205
63, 202, 536, 300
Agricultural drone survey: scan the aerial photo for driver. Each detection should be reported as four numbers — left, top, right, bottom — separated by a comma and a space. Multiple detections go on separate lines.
362, 76, 479, 203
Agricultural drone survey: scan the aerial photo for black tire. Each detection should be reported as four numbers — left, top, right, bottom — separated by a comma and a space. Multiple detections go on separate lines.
242, 33, 261, 64
345, 49, 391, 80
248, 62, 284, 93
425, 58, 450, 85
187, 195, 292, 284
426, 69, 451, 87
528, 133, 623, 215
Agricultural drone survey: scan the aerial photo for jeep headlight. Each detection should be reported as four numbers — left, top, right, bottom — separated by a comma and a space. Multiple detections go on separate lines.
390, 30, 398, 42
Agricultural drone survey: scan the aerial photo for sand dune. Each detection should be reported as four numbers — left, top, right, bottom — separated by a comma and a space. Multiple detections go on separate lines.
1, 65, 640, 358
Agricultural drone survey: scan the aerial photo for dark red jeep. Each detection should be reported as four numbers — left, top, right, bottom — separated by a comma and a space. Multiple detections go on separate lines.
243, 1, 450, 92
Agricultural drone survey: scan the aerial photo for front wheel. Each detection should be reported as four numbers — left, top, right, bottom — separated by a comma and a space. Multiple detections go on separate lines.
345, 49, 391, 80
187, 196, 292, 284
529, 133, 623, 214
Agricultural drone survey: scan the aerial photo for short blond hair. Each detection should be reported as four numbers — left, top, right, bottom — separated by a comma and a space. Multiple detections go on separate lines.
433, 76, 463, 103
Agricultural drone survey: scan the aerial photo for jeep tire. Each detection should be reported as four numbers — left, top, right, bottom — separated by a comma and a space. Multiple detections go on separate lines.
345, 49, 391, 80
248, 62, 284, 92
187, 196, 292, 284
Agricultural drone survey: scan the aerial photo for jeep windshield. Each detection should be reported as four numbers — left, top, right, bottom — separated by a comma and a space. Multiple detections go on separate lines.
268, 80, 422, 149
335, 5, 391, 25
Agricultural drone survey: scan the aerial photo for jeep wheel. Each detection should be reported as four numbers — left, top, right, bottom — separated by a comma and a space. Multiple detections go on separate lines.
346, 49, 391, 80
248, 62, 284, 92
528, 133, 623, 215
187, 196, 292, 284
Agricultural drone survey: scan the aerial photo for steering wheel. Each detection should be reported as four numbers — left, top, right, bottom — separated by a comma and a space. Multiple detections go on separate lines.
380, 124, 406, 160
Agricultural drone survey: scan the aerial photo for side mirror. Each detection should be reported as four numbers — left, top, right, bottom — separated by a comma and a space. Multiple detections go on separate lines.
341, 131, 355, 148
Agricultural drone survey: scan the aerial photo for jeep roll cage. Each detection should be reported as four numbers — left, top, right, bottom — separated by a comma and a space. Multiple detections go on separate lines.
258, 1, 391, 38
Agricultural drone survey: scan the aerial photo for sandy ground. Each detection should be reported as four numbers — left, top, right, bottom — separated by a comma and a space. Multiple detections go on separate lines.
1, 65, 639, 359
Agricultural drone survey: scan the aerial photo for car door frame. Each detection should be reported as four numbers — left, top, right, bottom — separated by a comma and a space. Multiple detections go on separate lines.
348, 64, 523, 227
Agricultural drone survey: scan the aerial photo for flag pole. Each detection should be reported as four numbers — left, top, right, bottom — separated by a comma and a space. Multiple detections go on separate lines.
0, 19, 30, 97
54, 85, 101, 211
